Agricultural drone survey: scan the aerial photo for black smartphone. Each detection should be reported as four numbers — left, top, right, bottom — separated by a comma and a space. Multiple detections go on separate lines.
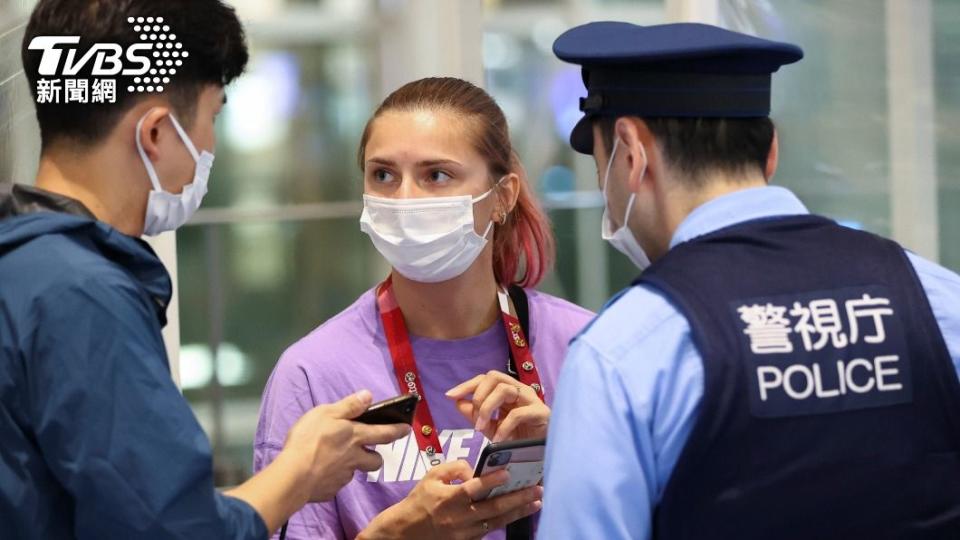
473, 438, 546, 500
354, 393, 418, 425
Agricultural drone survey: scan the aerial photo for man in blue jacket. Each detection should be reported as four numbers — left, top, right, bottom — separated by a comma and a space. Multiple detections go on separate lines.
540, 21, 960, 539
0, 1, 408, 538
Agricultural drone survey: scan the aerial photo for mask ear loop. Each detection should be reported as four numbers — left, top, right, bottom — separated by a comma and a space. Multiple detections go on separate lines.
481, 218, 496, 240
167, 113, 201, 163
478, 175, 509, 240
604, 137, 647, 230
135, 109, 164, 193
490, 175, 510, 227
621, 142, 648, 228
602, 138, 621, 200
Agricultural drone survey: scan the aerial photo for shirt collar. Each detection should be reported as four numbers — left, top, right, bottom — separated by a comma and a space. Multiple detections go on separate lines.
670, 185, 809, 249
0, 184, 96, 220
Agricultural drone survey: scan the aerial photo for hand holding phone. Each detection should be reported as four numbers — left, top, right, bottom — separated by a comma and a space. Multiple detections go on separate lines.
473, 438, 546, 500
359, 460, 542, 539
354, 393, 418, 425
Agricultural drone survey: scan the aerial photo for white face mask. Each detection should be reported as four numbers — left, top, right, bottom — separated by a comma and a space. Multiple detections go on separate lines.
135, 110, 215, 236
359, 184, 500, 283
601, 137, 652, 270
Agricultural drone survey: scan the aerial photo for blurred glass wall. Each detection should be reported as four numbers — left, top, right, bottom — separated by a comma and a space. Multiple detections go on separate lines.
933, 0, 960, 270
0, 0, 41, 183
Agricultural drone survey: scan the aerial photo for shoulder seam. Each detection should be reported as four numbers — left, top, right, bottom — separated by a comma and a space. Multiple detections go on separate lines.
580, 304, 688, 367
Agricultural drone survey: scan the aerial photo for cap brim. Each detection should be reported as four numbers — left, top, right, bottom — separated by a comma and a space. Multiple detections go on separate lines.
570, 115, 594, 155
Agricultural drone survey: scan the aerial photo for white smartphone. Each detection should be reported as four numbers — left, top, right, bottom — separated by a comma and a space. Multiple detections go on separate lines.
472, 438, 546, 500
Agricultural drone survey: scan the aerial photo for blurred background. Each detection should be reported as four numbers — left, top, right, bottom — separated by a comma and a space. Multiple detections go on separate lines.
1, 0, 959, 485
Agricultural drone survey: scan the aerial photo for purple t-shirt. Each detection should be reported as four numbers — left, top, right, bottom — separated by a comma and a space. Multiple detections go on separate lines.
254, 287, 593, 539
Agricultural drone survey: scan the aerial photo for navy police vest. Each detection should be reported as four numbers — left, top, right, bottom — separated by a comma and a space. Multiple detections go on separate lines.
639, 215, 960, 540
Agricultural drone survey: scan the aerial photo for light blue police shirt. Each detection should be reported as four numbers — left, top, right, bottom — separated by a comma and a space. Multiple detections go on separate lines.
538, 185, 960, 540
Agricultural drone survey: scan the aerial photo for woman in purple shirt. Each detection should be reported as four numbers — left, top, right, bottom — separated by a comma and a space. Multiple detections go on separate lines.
254, 77, 593, 539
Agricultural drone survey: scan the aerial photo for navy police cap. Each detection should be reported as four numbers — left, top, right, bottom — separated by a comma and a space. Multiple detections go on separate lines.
553, 22, 804, 154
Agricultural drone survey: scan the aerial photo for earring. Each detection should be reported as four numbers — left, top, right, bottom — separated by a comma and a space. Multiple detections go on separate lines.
498, 212, 508, 225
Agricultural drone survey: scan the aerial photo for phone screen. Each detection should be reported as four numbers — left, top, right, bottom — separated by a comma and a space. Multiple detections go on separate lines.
474, 439, 545, 500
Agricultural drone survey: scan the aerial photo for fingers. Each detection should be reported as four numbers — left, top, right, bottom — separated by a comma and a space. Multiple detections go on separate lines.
459, 521, 497, 540
471, 372, 513, 409
486, 498, 543, 530
312, 469, 357, 502
427, 459, 476, 484
449, 372, 541, 432
445, 375, 485, 400
471, 485, 543, 522
454, 399, 475, 422
355, 448, 385, 472
460, 468, 510, 500
491, 405, 548, 443
472, 373, 514, 430
354, 422, 411, 446
474, 383, 524, 432
325, 390, 374, 419
350, 424, 409, 473
454, 400, 499, 441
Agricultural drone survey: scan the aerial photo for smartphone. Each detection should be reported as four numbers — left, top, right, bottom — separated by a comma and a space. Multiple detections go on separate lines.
473, 438, 546, 500
354, 393, 418, 425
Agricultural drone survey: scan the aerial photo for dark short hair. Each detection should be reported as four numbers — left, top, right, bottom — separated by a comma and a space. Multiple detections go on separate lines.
597, 116, 775, 185
22, 0, 248, 150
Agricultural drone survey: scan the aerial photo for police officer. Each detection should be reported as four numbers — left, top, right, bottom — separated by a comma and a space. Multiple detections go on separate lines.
539, 21, 960, 539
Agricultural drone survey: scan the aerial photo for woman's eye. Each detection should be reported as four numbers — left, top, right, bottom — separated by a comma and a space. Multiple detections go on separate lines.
373, 169, 395, 183
428, 170, 453, 183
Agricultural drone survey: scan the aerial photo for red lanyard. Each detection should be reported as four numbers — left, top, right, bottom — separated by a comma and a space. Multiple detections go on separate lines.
376, 276, 545, 468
